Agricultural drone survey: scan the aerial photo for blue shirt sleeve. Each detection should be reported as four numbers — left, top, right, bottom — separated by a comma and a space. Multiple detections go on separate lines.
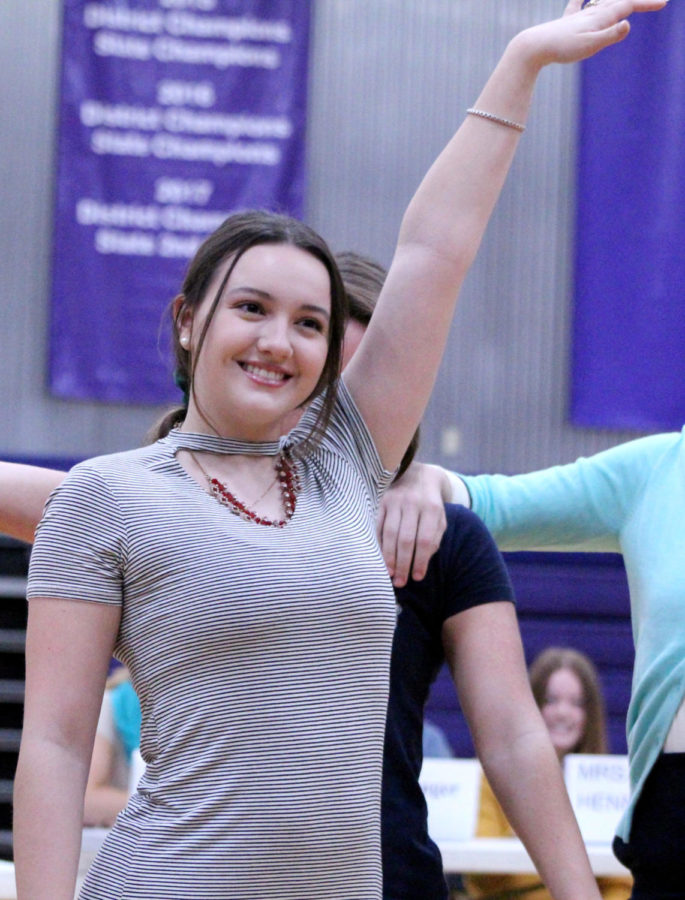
432, 503, 515, 622
460, 432, 679, 553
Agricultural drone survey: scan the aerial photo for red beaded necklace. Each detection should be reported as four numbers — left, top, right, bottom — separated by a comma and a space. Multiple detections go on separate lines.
191, 450, 300, 528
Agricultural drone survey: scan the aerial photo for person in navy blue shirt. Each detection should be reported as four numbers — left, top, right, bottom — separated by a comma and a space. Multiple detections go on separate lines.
383, 504, 516, 898
337, 250, 604, 900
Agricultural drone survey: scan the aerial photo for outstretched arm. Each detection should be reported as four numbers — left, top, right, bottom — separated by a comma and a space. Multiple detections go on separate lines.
379, 425, 678, 575
442, 431, 677, 551
445, 601, 602, 900
0, 462, 65, 543
344, 0, 666, 471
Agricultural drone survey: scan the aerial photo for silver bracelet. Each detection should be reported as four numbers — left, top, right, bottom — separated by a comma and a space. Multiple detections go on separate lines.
466, 107, 526, 134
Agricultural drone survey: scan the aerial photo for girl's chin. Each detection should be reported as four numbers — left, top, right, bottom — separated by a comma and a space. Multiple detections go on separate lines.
553, 739, 579, 756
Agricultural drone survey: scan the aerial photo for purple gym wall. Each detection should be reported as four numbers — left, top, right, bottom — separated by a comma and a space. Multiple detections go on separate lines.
572, 2, 685, 432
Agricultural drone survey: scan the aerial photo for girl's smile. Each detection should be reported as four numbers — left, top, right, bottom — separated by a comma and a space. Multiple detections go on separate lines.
541, 667, 587, 758
238, 362, 293, 386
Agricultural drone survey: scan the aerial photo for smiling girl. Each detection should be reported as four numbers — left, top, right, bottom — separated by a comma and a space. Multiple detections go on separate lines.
10, 3, 666, 899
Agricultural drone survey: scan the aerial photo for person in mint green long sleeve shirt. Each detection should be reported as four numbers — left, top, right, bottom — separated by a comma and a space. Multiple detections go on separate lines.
460, 432, 685, 819
379, 430, 685, 897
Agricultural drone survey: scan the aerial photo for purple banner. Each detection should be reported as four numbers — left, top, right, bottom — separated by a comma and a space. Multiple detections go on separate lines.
571, 2, 685, 432
50, 0, 310, 404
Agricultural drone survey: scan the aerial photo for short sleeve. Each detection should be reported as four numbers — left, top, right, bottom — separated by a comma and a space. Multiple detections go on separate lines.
27, 462, 127, 606
435, 505, 515, 623
287, 377, 396, 503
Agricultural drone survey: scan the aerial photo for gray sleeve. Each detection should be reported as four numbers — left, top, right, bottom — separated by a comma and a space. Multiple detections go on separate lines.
27, 462, 126, 605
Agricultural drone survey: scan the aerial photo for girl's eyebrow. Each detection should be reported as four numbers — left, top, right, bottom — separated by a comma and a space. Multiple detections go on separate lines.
227, 286, 272, 298
300, 304, 331, 321
228, 286, 330, 320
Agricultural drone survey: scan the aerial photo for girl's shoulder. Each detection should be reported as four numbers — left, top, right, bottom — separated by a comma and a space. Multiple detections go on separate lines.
68, 438, 177, 481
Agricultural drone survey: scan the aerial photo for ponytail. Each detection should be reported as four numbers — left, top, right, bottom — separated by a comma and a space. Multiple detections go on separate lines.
144, 406, 186, 444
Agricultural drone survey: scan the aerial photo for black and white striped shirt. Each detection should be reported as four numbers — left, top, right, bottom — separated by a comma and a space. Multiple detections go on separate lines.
28, 380, 397, 899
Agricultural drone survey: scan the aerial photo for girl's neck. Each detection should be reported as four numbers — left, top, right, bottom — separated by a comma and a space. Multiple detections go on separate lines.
180, 406, 286, 444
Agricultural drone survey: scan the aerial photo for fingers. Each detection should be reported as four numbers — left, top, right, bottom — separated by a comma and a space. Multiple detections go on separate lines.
578, 0, 665, 35
584, 0, 667, 10
377, 499, 400, 584
378, 463, 451, 586
581, 11, 632, 51
583, 0, 667, 15
601, 19, 632, 44
390, 507, 420, 589
380, 504, 444, 589
574, 0, 666, 54
410, 506, 447, 584
627, 0, 668, 8
521, 0, 665, 67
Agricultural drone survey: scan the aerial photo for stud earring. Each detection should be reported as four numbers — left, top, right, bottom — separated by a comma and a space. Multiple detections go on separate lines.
180, 334, 190, 348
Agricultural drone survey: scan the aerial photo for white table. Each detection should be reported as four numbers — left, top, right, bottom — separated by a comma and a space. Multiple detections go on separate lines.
0, 862, 15, 900
439, 836, 630, 876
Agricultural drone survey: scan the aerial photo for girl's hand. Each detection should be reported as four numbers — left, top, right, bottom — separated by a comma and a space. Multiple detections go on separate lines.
513, 0, 668, 72
378, 463, 450, 587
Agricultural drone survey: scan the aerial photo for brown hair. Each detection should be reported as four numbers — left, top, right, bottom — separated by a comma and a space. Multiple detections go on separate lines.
335, 251, 386, 327
334, 251, 419, 478
529, 647, 608, 755
150, 210, 348, 444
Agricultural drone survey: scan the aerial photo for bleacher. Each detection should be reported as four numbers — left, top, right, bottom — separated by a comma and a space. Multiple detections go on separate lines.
0, 538, 30, 861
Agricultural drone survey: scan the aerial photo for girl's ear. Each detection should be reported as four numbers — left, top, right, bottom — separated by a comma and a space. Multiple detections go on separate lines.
173, 293, 193, 345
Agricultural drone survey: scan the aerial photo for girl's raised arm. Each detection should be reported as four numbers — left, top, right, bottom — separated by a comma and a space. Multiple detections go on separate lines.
344, 0, 666, 471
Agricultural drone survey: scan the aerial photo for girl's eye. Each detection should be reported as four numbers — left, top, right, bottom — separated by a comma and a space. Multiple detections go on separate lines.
237, 301, 264, 315
299, 317, 325, 333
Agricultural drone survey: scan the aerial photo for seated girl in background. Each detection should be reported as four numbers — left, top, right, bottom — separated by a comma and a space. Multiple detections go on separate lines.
466, 647, 632, 900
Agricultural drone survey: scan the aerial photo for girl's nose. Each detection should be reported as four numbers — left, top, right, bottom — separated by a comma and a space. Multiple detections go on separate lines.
257, 320, 293, 359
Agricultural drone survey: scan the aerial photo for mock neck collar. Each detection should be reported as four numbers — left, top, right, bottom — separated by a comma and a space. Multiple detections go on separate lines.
165, 428, 287, 457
